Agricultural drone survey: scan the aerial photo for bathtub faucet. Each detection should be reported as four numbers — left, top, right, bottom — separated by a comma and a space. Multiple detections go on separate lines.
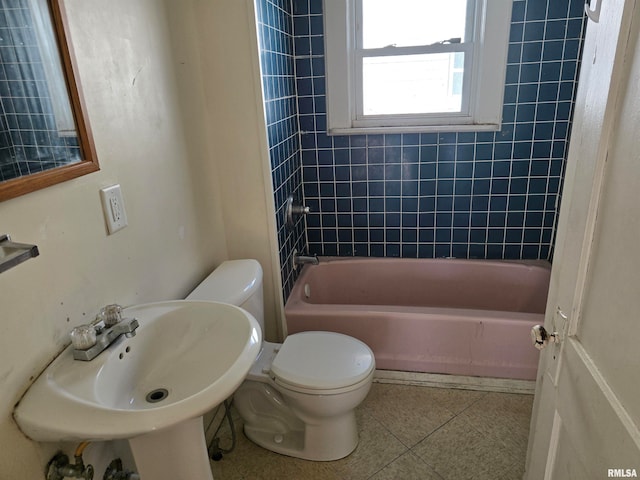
293, 251, 319, 267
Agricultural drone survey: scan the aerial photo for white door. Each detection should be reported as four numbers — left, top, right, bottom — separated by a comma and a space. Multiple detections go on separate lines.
524, 0, 640, 478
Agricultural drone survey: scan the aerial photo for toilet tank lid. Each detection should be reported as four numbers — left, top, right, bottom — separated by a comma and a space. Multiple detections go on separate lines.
186, 259, 262, 305
271, 332, 375, 390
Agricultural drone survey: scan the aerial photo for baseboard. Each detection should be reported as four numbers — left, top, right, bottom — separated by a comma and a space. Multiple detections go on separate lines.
373, 369, 536, 395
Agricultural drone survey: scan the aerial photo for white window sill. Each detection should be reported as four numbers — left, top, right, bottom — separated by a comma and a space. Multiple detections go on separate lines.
326, 123, 501, 136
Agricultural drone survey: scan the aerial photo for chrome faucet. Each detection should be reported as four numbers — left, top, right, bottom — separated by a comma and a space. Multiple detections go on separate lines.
293, 251, 319, 267
70, 304, 139, 361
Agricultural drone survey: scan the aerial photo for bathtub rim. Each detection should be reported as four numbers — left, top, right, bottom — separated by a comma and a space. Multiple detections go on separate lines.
306, 256, 551, 269
288, 256, 552, 318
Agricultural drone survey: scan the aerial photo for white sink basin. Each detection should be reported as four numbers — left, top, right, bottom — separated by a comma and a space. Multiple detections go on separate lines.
14, 300, 261, 479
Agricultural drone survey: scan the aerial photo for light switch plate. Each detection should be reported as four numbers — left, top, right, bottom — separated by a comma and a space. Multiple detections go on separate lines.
99, 184, 128, 234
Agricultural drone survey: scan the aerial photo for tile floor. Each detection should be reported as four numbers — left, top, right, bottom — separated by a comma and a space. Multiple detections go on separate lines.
206, 382, 534, 480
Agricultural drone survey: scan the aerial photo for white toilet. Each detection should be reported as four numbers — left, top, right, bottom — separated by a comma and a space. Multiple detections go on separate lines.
186, 259, 375, 461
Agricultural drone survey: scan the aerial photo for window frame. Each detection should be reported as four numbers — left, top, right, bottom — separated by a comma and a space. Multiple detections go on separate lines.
324, 0, 514, 135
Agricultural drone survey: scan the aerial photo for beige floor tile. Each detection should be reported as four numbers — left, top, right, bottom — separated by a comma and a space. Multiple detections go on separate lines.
499, 458, 527, 480
360, 383, 484, 447
412, 414, 520, 480
368, 451, 445, 480
328, 410, 408, 480
208, 386, 532, 480
233, 451, 343, 480
209, 457, 245, 480
459, 392, 533, 458
426, 386, 487, 415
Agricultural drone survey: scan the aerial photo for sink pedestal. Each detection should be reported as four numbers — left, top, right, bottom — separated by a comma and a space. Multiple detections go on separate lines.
129, 416, 213, 480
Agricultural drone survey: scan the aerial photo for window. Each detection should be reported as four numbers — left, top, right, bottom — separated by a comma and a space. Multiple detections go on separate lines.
324, 0, 513, 134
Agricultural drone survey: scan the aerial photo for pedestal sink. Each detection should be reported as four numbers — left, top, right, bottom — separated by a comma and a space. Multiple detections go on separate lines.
14, 300, 261, 480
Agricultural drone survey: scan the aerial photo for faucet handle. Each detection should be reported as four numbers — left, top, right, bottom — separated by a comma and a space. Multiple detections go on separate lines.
97, 304, 123, 327
70, 325, 98, 350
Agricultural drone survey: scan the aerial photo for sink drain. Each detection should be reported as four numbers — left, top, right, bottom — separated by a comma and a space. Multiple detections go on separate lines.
145, 388, 169, 403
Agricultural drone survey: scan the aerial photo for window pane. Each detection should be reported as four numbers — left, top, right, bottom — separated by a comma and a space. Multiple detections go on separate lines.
362, 0, 469, 49
362, 53, 464, 115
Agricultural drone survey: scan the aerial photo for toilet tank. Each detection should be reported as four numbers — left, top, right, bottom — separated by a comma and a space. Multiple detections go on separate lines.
186, 259, 264, 332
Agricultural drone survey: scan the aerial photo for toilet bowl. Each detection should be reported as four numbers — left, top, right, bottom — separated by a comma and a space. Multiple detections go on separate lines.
186, 260, 375, 461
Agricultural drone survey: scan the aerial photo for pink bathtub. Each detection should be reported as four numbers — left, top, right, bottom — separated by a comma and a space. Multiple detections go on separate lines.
285, 257, 551, 381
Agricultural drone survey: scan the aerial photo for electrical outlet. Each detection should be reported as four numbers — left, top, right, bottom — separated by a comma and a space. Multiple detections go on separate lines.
100, 184, 128, 234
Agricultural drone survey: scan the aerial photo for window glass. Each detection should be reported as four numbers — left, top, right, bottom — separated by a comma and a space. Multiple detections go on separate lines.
362, 53, 464, 115
362, 0, 469, 48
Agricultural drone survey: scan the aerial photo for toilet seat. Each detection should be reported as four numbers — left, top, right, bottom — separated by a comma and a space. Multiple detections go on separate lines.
273, 367, 375, 395
271, 332, 375, 393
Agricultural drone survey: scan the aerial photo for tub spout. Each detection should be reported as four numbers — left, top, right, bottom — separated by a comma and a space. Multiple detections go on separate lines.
293, 251, 319, 267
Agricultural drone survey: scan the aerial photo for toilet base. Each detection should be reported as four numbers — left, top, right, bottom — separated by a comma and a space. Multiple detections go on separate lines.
233, 340, 374, 462
244, 410, 359, 461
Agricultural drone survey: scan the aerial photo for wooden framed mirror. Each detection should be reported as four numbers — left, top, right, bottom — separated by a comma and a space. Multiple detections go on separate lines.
0, 0, 98, 202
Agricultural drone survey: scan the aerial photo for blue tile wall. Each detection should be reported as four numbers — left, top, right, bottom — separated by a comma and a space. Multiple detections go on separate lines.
0, 114, 16, 179
293, 0, 586, 260
0, 0, 81, 182
256, 0, 306, 300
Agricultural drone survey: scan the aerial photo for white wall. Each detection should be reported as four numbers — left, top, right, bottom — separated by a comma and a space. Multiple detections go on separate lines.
0, 0, 281, 476
186, 0, 286, 342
